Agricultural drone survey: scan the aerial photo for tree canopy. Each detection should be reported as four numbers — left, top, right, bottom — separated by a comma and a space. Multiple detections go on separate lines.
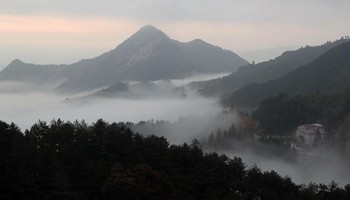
0, 119, 349, 200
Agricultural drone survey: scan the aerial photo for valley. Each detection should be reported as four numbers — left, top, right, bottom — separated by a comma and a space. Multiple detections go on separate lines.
1, 7, 350, 197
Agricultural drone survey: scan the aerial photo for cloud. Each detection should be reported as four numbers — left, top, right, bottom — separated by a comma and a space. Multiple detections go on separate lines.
2, 0, 350, 23
1, 1, 350, 70
0, 14, 142, 68
0, 78, 224, 132
223, 147, 350, 186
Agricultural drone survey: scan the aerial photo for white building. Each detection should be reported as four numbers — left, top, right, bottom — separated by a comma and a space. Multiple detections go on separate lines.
294, 124, 326, 147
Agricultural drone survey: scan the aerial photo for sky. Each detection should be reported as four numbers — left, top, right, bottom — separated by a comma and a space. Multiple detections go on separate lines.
1, 0, 350, 69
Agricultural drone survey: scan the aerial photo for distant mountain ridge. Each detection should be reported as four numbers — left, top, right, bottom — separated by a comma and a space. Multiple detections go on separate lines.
223, 41, 350, 106
0, 25, 248, 93
192, 37, 350, 97
0, 59, 67, 85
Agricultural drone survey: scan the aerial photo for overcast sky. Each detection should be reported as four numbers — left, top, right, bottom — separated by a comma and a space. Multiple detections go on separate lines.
1, 0, 350, 69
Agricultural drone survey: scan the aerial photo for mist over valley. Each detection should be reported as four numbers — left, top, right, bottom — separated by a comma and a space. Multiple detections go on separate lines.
1, 10, 350, 198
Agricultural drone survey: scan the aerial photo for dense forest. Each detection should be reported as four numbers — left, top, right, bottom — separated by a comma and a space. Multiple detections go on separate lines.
253, 90, 350, 135
1, 119, 350, 200
201, 89, 350, 158
251, 89, 350, 153
192, 37, 350, 98
223, 41, 350, 106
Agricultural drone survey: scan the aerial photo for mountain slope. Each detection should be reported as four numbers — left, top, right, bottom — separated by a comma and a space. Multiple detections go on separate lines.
223, 41, 350, 106
180, 39, 248, 73
0, 59, 66, 85
0, 25, 248, 93
193, 37, 350, 97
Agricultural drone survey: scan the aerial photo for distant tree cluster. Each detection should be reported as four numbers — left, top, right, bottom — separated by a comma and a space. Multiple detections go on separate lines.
202, 111, 292, 158
253, 90, 350, 136
130, 119, 171, 137
204, 113, 256, 150
1, 119, 350, 200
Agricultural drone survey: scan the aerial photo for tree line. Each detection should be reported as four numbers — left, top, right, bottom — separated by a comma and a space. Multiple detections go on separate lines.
1, 119, 350, 200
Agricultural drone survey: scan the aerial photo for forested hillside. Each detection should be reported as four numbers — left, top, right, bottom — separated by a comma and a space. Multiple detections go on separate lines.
223, 41, 350, 106
1, 119, 350, 200
192, 37, 350, 97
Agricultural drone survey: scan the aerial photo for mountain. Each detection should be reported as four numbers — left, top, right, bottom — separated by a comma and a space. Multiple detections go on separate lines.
0, 59, 66, 85
82, 79, 183, 100
0, 25, 248, 93
223, 41, 350, 106
192, 37, 350, 97
180, 39, 247, 72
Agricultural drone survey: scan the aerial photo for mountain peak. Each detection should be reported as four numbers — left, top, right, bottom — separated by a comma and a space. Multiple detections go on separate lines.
139, 24, 159, 31
10, 59, 24, 65
190, 39, 206, 43
188, 39, 213, 47
131, 25, 169, 41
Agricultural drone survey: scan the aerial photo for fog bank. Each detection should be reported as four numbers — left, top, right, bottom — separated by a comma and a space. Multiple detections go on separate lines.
217, 147, 350, 187
1, 75, 349, 187
0, 75, 231, 133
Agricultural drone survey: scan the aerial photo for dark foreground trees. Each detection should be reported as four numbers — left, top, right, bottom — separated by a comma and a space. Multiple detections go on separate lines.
0, 119, 349, 200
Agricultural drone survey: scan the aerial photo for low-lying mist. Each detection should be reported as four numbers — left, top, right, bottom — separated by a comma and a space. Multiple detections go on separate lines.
222, 147, 350, 186
131, 111, 238, 144
0, 90, 225, 133
0, 73, 232, 136
1, 73, 349, 187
